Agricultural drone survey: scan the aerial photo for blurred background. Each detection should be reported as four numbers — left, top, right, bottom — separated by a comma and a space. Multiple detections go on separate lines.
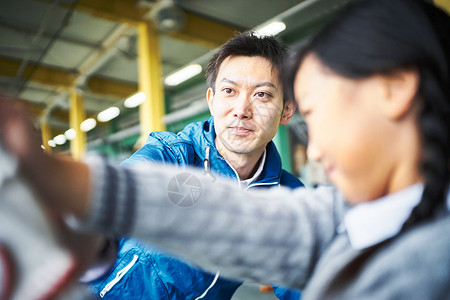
0, 0, 447, 186
1, 1, 449, 299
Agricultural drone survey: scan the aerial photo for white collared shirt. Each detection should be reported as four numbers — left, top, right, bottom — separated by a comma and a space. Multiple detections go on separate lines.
224, 149, 266, 190
345, 184, 450, 250
240, 149, 266, 189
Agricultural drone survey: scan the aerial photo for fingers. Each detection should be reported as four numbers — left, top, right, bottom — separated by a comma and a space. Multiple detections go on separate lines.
0, 96, 41, 164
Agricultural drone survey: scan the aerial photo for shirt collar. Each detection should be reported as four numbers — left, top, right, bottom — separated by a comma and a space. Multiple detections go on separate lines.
344, 183, 424, 250
240, 149, 266, 189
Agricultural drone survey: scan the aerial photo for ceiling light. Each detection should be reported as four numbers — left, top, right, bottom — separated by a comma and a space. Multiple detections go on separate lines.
124, 92, 146, 108
255, 21, 286, 37
165, 64, 202, 86
53, 134, 67, 145
81, 118, 97, 132
64, 128, 76, 140
97, 107, 120, 122
48, 140, 56, 147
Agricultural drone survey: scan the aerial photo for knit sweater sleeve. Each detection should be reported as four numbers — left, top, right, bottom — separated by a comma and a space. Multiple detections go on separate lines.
71, 156, 344, 290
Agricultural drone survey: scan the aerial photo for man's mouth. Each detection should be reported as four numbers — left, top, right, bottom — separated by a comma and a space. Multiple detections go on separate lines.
228, 126, 254, 135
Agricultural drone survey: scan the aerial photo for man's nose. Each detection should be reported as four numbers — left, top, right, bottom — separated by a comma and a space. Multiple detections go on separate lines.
233, 93, 253, 119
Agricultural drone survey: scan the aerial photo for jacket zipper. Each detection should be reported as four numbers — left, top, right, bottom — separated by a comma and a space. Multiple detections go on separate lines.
194, 271, 220, 300
100, 254, 139, 298
203, 146, 280, 189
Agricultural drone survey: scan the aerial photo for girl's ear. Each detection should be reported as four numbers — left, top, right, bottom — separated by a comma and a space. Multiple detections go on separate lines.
206, 87, 215, 116
381, 68, 420, 120
280, 101, 296, 125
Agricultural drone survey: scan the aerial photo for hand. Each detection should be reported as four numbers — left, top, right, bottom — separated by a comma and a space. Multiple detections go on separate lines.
0, 97, 107, 288
0, 96, 91, 218
0, 96, 42, 165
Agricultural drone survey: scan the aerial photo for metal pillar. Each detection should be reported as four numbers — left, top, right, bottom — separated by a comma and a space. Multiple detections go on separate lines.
137, 21, 165, 141
69, 88, 87, 160
40, 121, 52, 153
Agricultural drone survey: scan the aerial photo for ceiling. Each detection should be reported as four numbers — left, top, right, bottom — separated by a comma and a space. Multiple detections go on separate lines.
0, 0, 356, 141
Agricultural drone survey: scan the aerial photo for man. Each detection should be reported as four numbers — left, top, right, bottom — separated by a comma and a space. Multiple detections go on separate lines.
86, 32, 303, 300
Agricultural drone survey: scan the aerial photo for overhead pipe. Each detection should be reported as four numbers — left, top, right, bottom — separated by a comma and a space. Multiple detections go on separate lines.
43, 24, 132, 126
76, 24, 132, 86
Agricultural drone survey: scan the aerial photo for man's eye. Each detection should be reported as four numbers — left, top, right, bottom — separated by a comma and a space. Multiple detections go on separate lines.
255, 92, 271, 98
223, 88, 234, 94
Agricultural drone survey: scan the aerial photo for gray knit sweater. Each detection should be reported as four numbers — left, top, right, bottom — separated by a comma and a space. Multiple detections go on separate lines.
70, 157, 450, 300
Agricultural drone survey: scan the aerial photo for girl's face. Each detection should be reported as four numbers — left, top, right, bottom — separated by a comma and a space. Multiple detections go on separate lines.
293, 54, 419, 203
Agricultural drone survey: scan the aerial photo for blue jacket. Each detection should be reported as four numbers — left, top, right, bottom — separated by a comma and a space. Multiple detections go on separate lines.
88, 117, 302, 300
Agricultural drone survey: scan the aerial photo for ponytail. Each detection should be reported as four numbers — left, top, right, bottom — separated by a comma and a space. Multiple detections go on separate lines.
402, 1, 450, 229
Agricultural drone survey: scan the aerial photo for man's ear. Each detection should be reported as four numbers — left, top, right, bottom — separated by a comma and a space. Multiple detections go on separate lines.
381, 68, 419, 120
280, 101, 296, 125
206, 87, 214, 116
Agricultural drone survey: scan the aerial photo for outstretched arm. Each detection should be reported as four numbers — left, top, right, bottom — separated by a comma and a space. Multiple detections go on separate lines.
0, 98, 91, 217
0, 98, 342, 290
67, 156, 342, 290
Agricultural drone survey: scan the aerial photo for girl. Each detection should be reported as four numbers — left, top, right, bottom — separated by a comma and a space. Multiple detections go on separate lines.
0, 0, 449, 298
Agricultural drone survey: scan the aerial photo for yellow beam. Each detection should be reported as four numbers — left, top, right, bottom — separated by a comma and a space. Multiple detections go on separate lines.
52, 108, 97, 125
21, 100, 96, 127
137, 21, 165, 141
21, 101, 46, 118
169, 12, 241, 48
87, 77, 137, 98
65, 0, 146, 25
0, 57, 75, 88
0, 57, 138, 99
69, 89, 87, 160
40, 122, 52, 153
63, 0, 241, 49
51, 108, 70, 123
435, 0, 450, 14
21, 101, 69, 128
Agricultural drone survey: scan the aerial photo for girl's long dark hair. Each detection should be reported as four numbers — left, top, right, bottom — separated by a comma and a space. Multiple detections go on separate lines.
285, 0, 450, 229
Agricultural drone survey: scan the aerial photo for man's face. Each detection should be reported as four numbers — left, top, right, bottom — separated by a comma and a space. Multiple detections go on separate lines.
207, 55, 291, 157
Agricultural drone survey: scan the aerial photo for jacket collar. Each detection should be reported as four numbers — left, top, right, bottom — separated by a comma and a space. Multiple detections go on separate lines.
180, 117, 283, 186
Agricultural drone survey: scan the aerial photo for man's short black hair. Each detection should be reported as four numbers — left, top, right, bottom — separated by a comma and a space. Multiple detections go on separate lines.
205, 32, 287, 96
